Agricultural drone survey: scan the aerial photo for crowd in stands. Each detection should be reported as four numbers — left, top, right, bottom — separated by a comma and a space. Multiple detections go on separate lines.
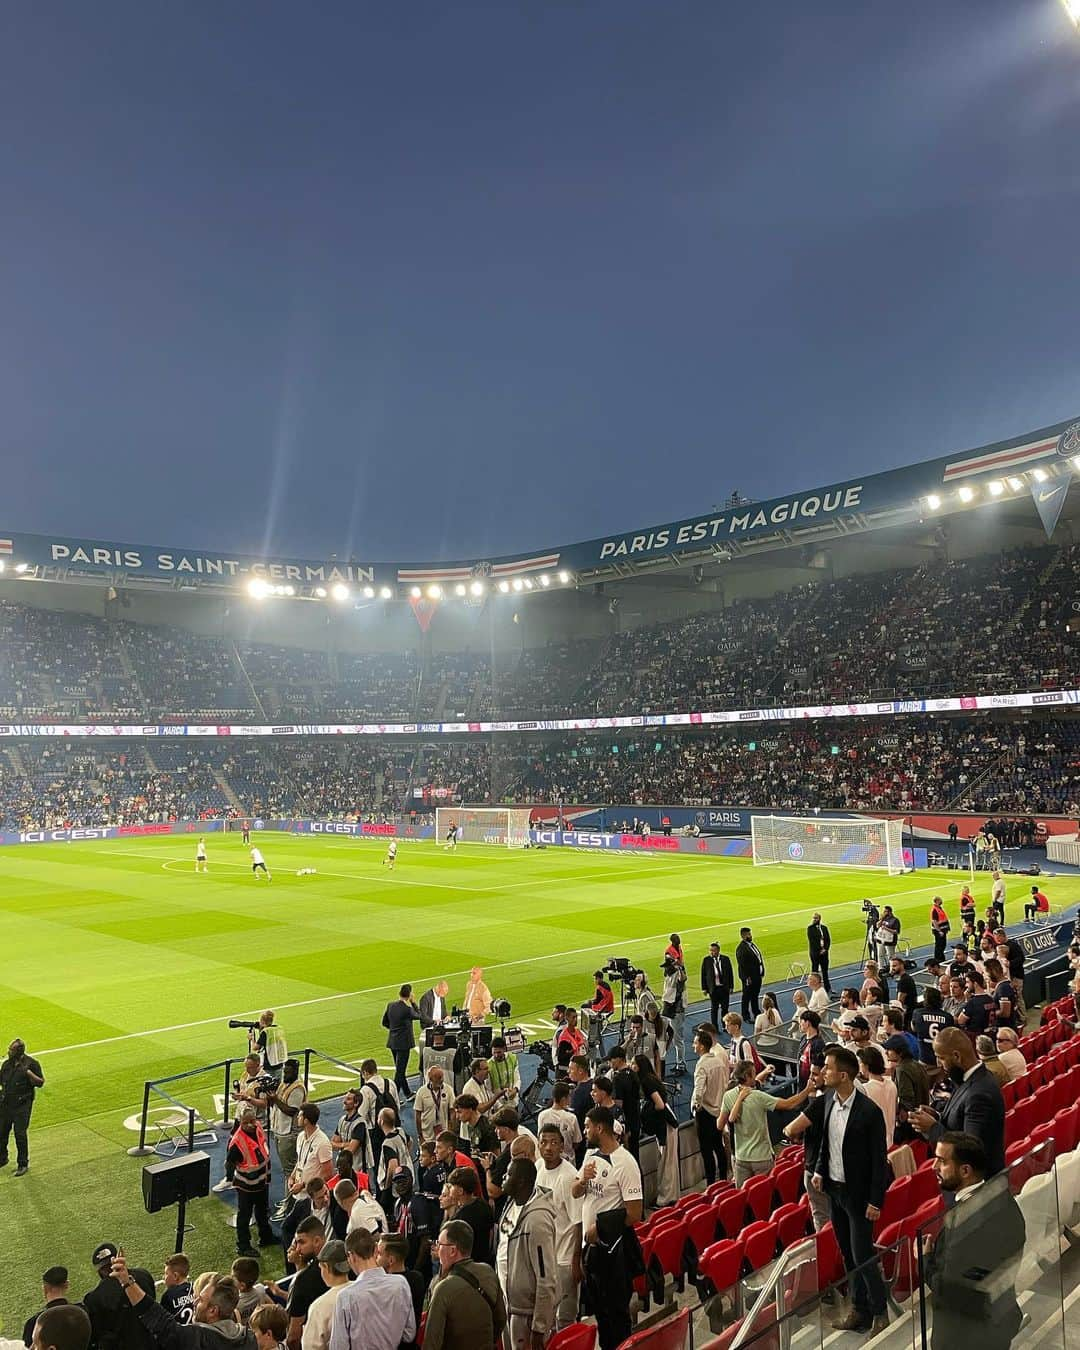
3, 713, 1080, 830
12, 913, 1080, 1350
1, 544, 1078, 730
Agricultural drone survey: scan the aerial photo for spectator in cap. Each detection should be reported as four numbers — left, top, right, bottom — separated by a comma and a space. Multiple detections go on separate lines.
300, 1243, 350, 1350
22, 1267, 70, 1348
29, 1306, 91, 1350
82, 1245, 157, 1350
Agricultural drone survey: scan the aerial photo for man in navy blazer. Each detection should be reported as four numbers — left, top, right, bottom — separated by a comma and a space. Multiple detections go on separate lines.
382, 984, 421, 1098
810, 1045, 889, 1334
909, 1027, 1006, 1176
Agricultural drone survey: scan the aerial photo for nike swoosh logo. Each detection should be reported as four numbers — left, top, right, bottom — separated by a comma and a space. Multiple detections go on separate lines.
1038, 489, 1060, 502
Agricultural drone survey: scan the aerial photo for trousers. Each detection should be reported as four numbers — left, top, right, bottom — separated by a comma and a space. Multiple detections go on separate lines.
708, 988, 730, 1027
236, 1185, 275, 1251
695, 1109, 727, 1185
391, 1047, 412, 1095
810, 951, 832, 993
740, 980, 762, 1022
828, 1185, 887, 1318
0, 1101, 32, 1167
584, 1240, 634, 1350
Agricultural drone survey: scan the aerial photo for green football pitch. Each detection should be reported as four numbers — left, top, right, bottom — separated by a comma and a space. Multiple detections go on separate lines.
0, 832, 1072, 1330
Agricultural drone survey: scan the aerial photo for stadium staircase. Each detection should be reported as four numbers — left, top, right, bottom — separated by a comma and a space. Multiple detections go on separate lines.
943, 744, 1014, 810
213, 770, 244, 815
230, 641, 269, 720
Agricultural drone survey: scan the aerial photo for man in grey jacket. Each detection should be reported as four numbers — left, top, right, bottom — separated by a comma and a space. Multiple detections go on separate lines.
500, 1159, 557, 1350
109, 1255, 255, 1350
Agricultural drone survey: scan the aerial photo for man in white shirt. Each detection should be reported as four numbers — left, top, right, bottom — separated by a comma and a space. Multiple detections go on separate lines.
289, 1104, 333, 1199
537, 1082, 583, 1163
250, 846, 272, 881
571, 1107, 643, 1350
691, 1029, 729, 1185
536, 1124, 584, 1330
990, 871, 1007, 922
302, 1241, 350, 1350
333, 1179, 387, 1235
806, 973, 830, 1016
412, 1066, 451, 1147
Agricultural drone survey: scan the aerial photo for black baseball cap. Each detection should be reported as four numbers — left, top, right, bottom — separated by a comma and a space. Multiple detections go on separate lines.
847, 1016, 870, 1032
91, 1243, 118, 1268
43, 1267, 69, 1286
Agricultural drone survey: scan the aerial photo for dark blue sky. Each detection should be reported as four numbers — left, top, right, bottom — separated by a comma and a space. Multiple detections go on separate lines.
3, 2, 1080, 563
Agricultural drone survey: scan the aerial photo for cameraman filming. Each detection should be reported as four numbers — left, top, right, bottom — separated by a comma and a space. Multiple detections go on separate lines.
0, 1037, 44, 1176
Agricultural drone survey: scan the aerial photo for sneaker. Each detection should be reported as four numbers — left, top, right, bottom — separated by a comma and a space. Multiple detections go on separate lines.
870, 1315, 890, 1335
14, 1165, 28, 1177
212, 1177, 234, 1193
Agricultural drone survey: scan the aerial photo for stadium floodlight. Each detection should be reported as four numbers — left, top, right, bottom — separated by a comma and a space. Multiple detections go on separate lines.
470, 580, 485, 596
248, 577, 270, 598
539, 574, 550, 587
1062, 0, 1080, 27
958, 485, 975, 503
988, 480, 1004, 497
410, 585, 422, 598
1072, 456, 1080, 473
558, 570, 571, 584
1033, 467, 1049, 482
523, 577, 534, 589
925, 494, 942, 511
379, 586, 393, 599
362, 585, 375, 599
314, 586, 327, 598
427, 583, 442, 599
0, 561, 5, 572
331, 583, 350, 602
1007, 476, 1024, 491
512, 578, 524, 592
14, 562, 28, 574
498, 580, 510, 593
454, 582, 466, 596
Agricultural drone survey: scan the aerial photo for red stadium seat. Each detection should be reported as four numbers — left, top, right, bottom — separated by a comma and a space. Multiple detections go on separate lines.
741, 1219, 779, 1272
1054, 1103, 1080, 1155
1029, 1121, 1057, 1167
815, 1224, 845, 1291
616, 1307, 689, 1350
774, 1201, 809, 1250
772, 1163, 803, 1206
683, 1204, 720, 1265
1002, 1080, 1019, 1110
704, 1179, 736, 1202
699, 1303, 780, 1350
909, 1166, 940, 1210
874, 1175, 912, 1239
715, 1189, 748, 1240
648, 1218, 688, 1292
548, 1325, 597, 1350
699, 1238, 745, 1297
744, 1172, 775, 1222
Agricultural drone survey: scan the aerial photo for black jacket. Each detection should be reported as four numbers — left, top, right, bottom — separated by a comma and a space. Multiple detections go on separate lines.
134, 1299, 256, 1350
418, 988, 446, 1028
735, 939, 766, 984
806, 923, 831, 958
383, 999, 421, 1052
930, 1065, 1006, 1176
700, 952, 734, 994
810, 1088, 888, 1213
924, 1175, 1025, 1346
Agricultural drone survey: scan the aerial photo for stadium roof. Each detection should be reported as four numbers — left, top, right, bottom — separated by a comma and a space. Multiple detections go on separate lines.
4, 413, 1080, 600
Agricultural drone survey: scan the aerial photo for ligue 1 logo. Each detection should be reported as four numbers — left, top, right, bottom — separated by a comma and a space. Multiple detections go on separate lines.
1057, 421, 1080, 458
788, 841, 805, 860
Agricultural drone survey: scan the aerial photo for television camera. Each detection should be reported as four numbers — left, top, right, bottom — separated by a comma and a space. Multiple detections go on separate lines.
603, 957, 643, 983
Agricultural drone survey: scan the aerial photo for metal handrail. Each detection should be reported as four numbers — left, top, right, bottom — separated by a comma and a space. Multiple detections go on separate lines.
730, 1237, 816, 1350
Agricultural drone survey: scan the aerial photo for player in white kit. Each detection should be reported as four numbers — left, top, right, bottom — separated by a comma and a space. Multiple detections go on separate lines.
250, 846, 271, 881
383, 839, 398, 870
195, 837, 208, 874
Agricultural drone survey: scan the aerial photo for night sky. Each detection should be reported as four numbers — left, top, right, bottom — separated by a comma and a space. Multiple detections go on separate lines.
3, 2, 1080, 564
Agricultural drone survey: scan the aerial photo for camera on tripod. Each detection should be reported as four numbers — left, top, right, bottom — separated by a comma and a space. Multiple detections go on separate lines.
861, 899, 880, 926
604, 956, 642, 983
527, 1040, 555, 1084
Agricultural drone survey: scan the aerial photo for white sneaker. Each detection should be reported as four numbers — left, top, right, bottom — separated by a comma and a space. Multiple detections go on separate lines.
212, 1177, 234, 1193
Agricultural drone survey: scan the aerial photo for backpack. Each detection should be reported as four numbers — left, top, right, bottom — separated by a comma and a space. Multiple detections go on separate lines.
364, 1075, 397, 1116
736, 1036, 764, 1074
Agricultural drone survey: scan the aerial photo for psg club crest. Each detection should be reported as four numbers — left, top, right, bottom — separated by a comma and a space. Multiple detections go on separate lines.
788, 841, 805, 860
1057, 421, 1080, 458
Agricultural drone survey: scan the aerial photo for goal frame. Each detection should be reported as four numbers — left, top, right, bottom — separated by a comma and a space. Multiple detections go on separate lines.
751, 814, 907, 875
435, 805, 533, 848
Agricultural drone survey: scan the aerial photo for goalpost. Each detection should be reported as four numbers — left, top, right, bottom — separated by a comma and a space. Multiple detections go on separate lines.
435, 805, 533, 848
751, 815, 907, 875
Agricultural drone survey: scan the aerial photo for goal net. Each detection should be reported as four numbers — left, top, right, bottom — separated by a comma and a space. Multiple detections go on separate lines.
751, 815, 907, 874
435, 806, 532, 848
